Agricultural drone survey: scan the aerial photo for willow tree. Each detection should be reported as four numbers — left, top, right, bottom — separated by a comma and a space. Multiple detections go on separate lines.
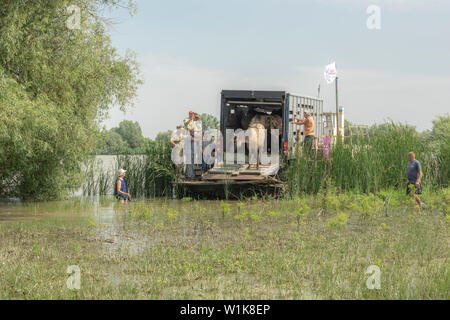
0, 0, 141, 200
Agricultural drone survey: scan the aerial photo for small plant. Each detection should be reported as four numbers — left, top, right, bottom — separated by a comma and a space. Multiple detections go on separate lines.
234, 209, 248, 223
193, 202, 206, 215
244, 227, 251, 239
129, 203, 153, 221
265, 210, 281, 219
296, 203, 310, 228
220, 201, 231, 219
167, 208, 179, 222
377, 222, 388, 232
249, 211, 260, 223
32, 244, 42, 257
326, 212, 349, 229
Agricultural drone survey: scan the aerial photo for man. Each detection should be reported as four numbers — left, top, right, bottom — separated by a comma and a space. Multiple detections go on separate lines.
170, 125, 185, 178
115, 169, 131, 203
184, 110, 196, 180
184, 110, 196, 135
170, 125, 185, 147
291, 112, 315, 159
193, 113, 204, 171
406, 152, 426, 208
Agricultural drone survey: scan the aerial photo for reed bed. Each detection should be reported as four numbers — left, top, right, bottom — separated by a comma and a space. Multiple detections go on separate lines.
82, 123, 448, 199
115, 141, 175, 198
286, 123, 449, 196
82, 157, 113, 196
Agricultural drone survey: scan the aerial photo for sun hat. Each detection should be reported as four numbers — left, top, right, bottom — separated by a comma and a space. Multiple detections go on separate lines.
118, 169, 127, 176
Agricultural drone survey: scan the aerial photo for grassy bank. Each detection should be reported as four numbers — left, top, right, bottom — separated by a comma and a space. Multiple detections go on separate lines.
0, 190, 448, 299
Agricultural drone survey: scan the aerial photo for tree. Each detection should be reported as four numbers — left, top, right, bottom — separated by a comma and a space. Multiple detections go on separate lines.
96, 130, 128, 155
0, 1, 141, 200
112, 120, 144, 149
155, 130, 173, 144
96, 120, 150, 154
199, 113, 219, 131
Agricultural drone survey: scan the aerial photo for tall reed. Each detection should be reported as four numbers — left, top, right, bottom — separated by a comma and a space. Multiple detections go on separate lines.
115, 141, 175, 198
286, 122, 448, 196
82, 157, 113, 196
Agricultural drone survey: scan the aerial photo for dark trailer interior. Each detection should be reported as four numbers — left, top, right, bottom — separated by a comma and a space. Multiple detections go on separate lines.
220, 90, 288, 158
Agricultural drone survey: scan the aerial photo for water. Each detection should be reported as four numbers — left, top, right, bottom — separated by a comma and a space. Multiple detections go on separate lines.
0, 197, 226, 254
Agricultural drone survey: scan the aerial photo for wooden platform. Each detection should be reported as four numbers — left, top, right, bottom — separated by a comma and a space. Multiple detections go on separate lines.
175, 177, 285, 199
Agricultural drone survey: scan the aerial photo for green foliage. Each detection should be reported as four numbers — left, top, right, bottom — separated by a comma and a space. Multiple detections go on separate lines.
326, 212, 349, 229
220, 201, 231, 219
96, 129, 129, 155
199, 113, 219, 131
286, 119, 449, 197
428, 115, 450, 187
111, 120, 144, 149
155, 130, 173, 144
0, 1, 141, 200
295, 203, 310, 226
97, 120, 148, 155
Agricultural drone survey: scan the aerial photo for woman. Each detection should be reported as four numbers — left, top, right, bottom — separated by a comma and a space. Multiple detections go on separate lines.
115, 169, 131, 203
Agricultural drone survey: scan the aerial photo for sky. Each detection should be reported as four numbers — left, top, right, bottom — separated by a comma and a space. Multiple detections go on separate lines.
102, 0, 450, 138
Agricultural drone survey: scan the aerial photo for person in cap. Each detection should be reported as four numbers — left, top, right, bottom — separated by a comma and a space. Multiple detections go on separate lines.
184, 110, 196, 135
115, 169, 131, 203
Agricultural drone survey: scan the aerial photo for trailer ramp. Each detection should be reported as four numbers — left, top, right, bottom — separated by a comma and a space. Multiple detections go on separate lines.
176, 163, 285, 199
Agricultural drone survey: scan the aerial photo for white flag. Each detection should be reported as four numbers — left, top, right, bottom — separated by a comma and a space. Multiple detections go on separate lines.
324, 62, 337, 84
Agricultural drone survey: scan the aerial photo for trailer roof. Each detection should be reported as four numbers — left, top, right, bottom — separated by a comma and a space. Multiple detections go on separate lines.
286, 92, 324, 101
221, 90, 286, 100
221, 90, 323, 102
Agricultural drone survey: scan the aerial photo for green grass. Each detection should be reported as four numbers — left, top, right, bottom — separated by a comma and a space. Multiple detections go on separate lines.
0, 190, 448, 299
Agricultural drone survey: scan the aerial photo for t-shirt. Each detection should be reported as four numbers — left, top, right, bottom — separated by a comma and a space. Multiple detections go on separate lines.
407, 160, 422, 184
170, 129, 184, 144
304, 117, 315, 137
194, 120, 203, 133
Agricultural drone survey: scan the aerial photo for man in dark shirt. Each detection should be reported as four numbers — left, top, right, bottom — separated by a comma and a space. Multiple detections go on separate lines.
406, 152, 426, 208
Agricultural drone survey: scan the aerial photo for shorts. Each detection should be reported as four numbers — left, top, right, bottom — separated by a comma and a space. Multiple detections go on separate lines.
303, 135, 314, 156
406, 182, 422, 195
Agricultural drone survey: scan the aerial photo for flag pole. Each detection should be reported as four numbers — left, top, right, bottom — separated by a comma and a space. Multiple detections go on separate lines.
335, 76, 339, 137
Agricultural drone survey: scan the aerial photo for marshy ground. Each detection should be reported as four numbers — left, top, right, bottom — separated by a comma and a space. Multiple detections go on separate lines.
0, 191, 449, 299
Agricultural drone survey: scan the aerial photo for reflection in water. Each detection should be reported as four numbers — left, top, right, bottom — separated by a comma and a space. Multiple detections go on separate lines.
0, 197, 227, 257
